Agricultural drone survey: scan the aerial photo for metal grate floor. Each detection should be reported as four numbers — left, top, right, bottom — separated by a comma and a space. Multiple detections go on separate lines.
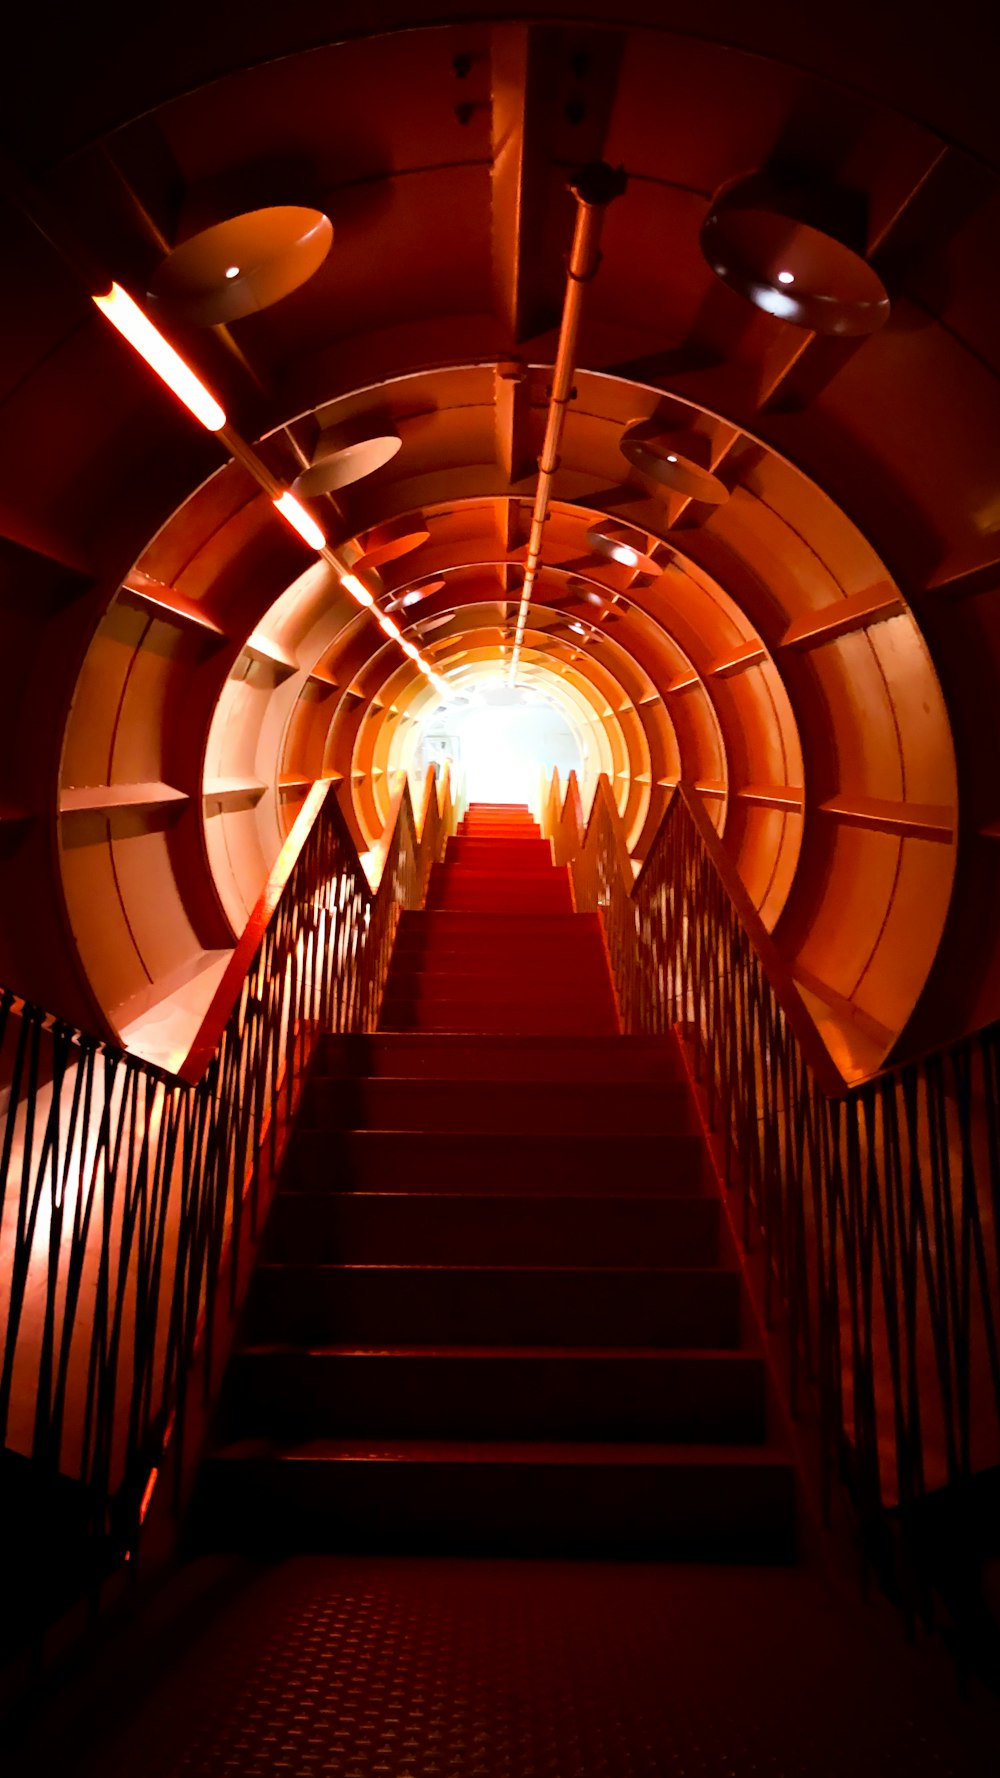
24, 1556, 1000, 1778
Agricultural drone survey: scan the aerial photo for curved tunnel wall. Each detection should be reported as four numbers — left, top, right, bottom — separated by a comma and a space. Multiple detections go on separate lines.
0, 5, 995, 1082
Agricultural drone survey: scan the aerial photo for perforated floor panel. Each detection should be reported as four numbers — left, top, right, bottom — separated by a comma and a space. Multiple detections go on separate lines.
22, 1557, 1000, 1778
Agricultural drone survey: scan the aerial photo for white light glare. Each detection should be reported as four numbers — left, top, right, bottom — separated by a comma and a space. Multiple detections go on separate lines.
777, 270, 795, 285
92, 283, 226, 431
341, 573, 374, 607
273, 491, 326, 551
225, 265, 241, 280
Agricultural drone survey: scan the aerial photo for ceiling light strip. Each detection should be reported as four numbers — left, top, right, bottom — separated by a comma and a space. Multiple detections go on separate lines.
78, 266, 446, 687
92, 283, 226, 430
213, 441, 448, 692
508, 162, 626, 684
7, 161, 448, 701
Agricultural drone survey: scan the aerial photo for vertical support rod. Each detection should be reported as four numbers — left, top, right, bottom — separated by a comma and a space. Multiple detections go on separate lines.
508, 161, 626, 682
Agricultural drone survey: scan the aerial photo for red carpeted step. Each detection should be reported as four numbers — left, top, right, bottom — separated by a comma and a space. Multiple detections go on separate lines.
195, 1440, 795, 1561
446, 838, 553, 867
263, 1190, 721, 1267
426, 877, 574, 914
392, 908, 601, 944
219, 1347, 764, 1443
312, 1032, 685, 1082
299, 1076, 696, 1135
378, 975, 617, 1011
382, 964, 612, 1000
377, 994, 619, 1035
285, 1129, 709, 1193
377, 1004, 619, 1035
389, 940, 607, 975
243, 1264, 742, 1348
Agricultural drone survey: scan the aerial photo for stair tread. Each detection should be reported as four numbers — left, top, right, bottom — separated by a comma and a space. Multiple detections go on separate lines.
208, 1437, 787, 1466
320, 1033, 672, 1047
273, 1190, 708, 1204
236, 1343, 751, 1359
302, 1128, 692, 1142
253, 1262, 734, 1277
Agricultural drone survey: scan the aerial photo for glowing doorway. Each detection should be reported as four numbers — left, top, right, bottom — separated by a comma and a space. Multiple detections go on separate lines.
415, 687, 584, 805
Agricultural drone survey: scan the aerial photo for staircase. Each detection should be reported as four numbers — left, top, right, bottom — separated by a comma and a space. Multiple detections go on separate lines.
195, 804, 795, 1560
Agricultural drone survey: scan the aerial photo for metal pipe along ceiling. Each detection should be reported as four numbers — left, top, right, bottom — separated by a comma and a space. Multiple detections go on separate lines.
509, 161, 627, 682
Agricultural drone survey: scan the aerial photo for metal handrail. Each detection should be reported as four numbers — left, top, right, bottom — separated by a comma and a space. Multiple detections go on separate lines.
546, 767, 1000, 1656
0, 766, 459, 1647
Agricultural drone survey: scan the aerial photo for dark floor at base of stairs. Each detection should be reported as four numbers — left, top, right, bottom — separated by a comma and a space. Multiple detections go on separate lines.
15, 1554, 1000, 1778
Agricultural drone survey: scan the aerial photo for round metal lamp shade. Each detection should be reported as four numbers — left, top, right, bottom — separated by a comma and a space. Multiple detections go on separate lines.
620, 423, 729, 504
359, 516, 430, 570
386, 579, 446, 613
701, 178, 889, 337
585, 521, 664, 576
293, 424, 402, 496
148, 207, 333, 325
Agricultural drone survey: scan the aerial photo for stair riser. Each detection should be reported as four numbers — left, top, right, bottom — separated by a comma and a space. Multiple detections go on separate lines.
314, 1034, 684, 1083
286, 1132, 708, 1194
379, 977, 616, 1010
193, 1458, 794, 1561
264, 1194, 721, 1267
244, 1266, 741, 1348
445, 846, 554, 868
379, 1005, 619, 1035
386, 955, 605, 982
388, 933, 607, 962
300, 1078, 696, 1135
222, 1351, 763, 1442
427, 892, 574, 914
396, 912, 601, 936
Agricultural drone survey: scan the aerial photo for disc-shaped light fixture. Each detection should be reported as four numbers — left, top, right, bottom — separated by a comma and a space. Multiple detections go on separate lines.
564, 576, 616, 609
358, 515, 430, 570
701, 173, 890, 336
385, 577, 446, 613
149, 207, 333, 325
585, 520, 666, 575
620, 422, 729, 505
293, 420, 402, 496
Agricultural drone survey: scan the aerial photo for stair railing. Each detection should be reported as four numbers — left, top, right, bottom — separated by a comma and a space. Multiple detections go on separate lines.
546, 768, 1000, 1658
0, 767, 459, 1649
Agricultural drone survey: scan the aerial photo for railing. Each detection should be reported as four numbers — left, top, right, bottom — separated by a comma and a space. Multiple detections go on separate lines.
547, 769, 1000, 1660
0, 767, 458, 1652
